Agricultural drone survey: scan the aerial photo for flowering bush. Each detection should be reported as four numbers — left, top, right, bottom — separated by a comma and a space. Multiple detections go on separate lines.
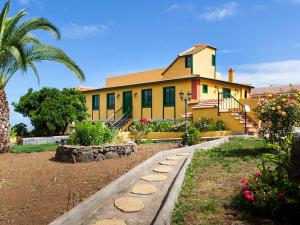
238, 167, 300, 222
193, 117, 226, 132
255, 86, 300, 145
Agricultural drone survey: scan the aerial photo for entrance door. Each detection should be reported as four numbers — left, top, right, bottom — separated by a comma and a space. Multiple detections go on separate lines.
123, 91, 133, 117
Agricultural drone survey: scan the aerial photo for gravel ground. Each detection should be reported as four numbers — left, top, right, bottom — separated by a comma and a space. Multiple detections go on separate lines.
0, 143, 177, 225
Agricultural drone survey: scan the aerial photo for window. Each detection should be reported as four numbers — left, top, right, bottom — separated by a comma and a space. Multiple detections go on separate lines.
92, 95, 99, 110
163, 87, 175, 107
223, 88, 231, 98
212, 54, 216, 66
106, 93, 115, 110
202, 84, 208, 94
142, 89, 152, 108
185, 55, 192, 68
244, 90, 248, 99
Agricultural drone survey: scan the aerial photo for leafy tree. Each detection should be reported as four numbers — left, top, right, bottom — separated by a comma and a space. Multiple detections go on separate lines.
11, 123, 28, 136
0, 2, 85, 152
13, 87, 88, 136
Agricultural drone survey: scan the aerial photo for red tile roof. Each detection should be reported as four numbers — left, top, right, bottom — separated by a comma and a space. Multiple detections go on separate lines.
252, 84, 300, 97
75, 86, 96, 91
179, 44, 216, 56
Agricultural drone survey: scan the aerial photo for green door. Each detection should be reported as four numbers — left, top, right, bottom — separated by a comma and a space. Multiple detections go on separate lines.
123, 91, 133, 117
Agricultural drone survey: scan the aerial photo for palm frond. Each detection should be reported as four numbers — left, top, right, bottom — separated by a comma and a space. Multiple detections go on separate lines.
0, 1, 10, 47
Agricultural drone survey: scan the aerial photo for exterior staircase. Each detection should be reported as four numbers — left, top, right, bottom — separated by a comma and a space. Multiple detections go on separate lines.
230, 111, 258, 135
106, 107, 133, 130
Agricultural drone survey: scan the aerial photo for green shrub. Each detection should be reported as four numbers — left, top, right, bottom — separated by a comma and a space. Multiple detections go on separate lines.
68, 121, 115, 146
181, 126, 202, 146
11, 123, 28, 137
215, 119, 226, 131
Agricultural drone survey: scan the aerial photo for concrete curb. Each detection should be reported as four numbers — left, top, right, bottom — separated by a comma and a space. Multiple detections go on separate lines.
49, 137, 229, 225
153, 136, 229, 225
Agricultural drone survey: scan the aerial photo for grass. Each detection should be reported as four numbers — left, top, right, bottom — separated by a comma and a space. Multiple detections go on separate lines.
11, 144, 57, 153
172, 137, 271, 225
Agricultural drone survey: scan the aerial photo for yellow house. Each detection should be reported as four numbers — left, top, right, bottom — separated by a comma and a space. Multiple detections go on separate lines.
80, 44, 256, 134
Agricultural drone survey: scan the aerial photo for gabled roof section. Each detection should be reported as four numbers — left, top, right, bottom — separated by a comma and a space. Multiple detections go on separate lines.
161, 44, 217, 75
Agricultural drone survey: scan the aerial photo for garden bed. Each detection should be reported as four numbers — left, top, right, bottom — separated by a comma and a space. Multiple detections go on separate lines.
0, 142, 177, 225
171, 138, 285, 225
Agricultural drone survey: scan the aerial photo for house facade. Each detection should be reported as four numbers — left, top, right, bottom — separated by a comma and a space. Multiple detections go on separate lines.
80, 44, 255, 133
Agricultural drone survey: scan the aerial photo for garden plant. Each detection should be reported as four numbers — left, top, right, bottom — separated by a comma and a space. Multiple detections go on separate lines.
0, 1, 85, 153
237, 87, 300, 222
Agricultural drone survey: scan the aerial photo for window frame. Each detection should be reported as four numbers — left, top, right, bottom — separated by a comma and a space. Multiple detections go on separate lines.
106, 93, 115, 110
163, 86, 175, 107
185, 55, 192, 68
212, 54, 216, 66
92, 94, 100, 110
202, 84, 208, 94
223, 88, 231, 98
244, 90, 248, 99
142, 89, 152, 108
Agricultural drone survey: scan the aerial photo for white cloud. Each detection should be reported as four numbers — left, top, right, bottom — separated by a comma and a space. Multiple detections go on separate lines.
62, 23, 109, 39
18, 0, 30, 6
252, 5, 267, 12
202, 2, 238, 21
220, 49, 243, 54
235, 60, 300, 87
166, 4, 180, 12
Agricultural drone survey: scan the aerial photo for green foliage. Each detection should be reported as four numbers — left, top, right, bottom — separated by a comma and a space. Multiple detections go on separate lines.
11, 123, 28, 136
193, 117, 226, 132
0, 1, 85, 90
11, 144, 57, 153
13, 88, 88, 136
255, 87, 300, 145
181, 126, 201, 146
68, 121, 116, 146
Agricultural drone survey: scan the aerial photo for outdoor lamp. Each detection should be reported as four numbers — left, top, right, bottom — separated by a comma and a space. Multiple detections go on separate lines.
179, 90, 184, 101
187, 91, 192, 101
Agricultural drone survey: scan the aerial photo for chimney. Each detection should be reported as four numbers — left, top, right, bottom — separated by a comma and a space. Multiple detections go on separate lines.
228, 68, 235, 82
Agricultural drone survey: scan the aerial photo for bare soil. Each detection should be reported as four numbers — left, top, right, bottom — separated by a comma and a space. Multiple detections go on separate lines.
0, 143, 177, 225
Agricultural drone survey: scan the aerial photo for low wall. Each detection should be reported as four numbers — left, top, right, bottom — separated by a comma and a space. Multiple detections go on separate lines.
55, 143, 137, 163
21, 136, 69, 145
129, 130, 232, 140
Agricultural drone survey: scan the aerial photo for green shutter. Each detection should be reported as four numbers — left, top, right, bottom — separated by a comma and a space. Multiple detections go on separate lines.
107, 93, 115, 109
163, 87, 175, 107
212, 54, 216, 66
142, 89, 152, 108
92, 95, 99, 110
202, 84, 208, 94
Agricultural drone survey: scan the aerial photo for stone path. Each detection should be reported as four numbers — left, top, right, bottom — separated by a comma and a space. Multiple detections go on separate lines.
49, 137, 229, 225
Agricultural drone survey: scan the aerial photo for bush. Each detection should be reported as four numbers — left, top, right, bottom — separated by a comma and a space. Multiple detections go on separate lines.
238, 167, 300, 222
11, 123, 28, 137
181, 126, 202, 146
255, 86, 300, 145
193, 117, 226, 132
68, 121, 115, 146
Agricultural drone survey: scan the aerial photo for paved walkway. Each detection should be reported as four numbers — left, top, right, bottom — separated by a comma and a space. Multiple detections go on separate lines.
49, 137, 229, 225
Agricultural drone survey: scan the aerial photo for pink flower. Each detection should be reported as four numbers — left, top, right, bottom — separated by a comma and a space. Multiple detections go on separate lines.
255, 171, 262, 176
243, 190, 250, 196
246, 195, 255, 201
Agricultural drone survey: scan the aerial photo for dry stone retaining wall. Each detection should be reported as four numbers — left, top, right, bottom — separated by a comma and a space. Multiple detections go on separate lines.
55, 143, 137, 163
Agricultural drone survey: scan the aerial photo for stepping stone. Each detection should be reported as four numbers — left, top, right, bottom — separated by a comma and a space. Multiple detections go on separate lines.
140, 174, 168, 182
159, 160, 178, 166
166, 156, 183, 161
114, 197, 145, 212
177, 152, 191, 156
131, 184, 157, 195
93, 218, 126, 225
152, 166, 173, 173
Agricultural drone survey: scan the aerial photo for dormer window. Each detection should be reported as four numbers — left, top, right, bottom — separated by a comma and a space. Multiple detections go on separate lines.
185, 55, 192, 68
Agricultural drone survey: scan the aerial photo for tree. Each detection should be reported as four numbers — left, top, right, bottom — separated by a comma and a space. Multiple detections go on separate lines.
0, 1, 85, 152
13, 87, 88, 136
11, 123, 28, 136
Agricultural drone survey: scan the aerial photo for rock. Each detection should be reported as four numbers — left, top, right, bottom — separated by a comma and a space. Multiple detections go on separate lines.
95, 154, 104, 161
104, 151, 120, 159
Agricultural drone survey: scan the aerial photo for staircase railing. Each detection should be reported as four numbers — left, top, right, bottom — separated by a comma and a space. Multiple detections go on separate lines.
106, 107, 123, 123
217, 91, 247, 134
112, 110, 132, 129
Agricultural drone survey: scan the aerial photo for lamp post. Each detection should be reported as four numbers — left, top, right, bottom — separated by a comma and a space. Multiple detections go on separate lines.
179, 90, 192, 146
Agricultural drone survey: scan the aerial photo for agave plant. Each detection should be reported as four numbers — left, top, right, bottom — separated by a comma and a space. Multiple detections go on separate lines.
0, 1, 85, 153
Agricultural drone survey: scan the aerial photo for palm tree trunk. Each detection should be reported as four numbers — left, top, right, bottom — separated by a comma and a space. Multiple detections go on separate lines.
0, 89, 10, 153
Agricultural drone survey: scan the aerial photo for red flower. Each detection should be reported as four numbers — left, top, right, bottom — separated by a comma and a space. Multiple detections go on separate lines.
243, 190, 250, 196
255, 171, 262, 176
278, 192, 285, 200
246, 195, 255, 201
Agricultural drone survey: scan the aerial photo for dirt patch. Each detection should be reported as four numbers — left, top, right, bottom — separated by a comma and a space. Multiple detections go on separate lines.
0, 143, 177, 225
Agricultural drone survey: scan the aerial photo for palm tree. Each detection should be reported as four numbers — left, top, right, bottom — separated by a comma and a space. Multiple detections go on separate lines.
0, 1, 85, 153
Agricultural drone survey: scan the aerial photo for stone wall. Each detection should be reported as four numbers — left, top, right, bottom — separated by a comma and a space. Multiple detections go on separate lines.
55, 143, 137, 163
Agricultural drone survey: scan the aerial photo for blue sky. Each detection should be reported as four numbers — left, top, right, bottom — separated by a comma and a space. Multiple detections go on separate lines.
5, 0, 300, 126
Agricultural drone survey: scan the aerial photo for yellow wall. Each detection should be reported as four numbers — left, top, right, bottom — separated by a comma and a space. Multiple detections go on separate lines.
240, 98, 259, 124
84, 79, 192, 121
193, 48, 216, 78
162, 57, 192, 79
192, 107, 245, 134
199, 78, 252, 100
105, 68, 165, 87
